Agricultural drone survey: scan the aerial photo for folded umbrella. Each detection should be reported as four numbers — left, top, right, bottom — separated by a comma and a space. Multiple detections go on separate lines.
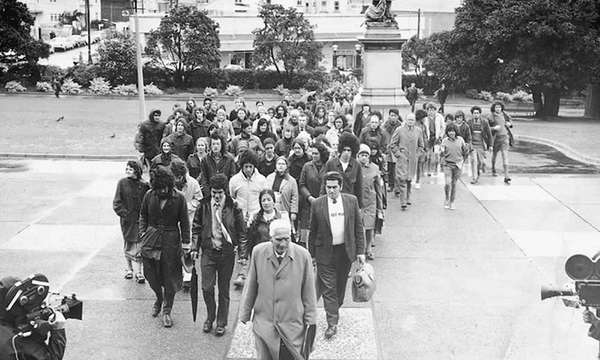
191, 263, 198, 323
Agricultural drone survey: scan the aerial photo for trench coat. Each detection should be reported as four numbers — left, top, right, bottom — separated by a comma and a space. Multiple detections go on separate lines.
266, 172, 299, 216
388, 124, 424, 181
113, 177, 150, 243
360, 163, 382, 230
240, 242, 318, 360
298, 160, 326, 230
139, 189, 190, 294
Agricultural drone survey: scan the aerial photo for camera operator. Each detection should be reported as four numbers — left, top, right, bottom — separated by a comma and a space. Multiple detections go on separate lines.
583, 309, 600, 341
0, 276, 67, 360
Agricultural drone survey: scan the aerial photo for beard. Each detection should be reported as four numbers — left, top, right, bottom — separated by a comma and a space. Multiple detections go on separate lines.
156, 189, 171, 199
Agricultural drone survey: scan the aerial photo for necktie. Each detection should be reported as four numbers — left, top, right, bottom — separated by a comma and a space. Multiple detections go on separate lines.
277, 256, 283, 264
332, 198, 337, 204
214, 203, 232, 245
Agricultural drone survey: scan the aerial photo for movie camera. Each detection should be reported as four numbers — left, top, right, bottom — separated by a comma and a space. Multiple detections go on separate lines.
541, 254, 600, 309
4, 274, 83, 337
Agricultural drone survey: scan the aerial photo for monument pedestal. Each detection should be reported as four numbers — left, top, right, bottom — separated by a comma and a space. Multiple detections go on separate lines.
357, 23, 410, 119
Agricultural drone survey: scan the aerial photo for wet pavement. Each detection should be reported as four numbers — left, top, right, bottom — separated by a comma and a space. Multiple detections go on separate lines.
0, 142, 600, 359
511, 140, 600, 175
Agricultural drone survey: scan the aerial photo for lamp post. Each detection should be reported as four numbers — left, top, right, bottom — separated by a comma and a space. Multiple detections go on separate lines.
332, 44, 338, 69
131, 0, 146, 121
354, 43, 362, 69
85, 0, 92, 63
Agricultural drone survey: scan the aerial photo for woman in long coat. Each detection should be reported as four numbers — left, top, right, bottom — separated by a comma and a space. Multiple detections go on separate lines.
113, 160, 150, 283
389, 113, 424, 209
139, 167, 190, 327
246, 190, 288, 255
298, 142, 329, 246
357, 145, 383, 260
265, 157, 299, 228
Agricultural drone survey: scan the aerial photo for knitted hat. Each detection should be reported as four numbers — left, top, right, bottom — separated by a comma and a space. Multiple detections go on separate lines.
358, 143, 371, 155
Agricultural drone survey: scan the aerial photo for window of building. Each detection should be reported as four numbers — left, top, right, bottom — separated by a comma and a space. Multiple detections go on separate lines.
265, 0, 271, 3
334, 0, 339, 11
49, 0, 56, 3
50, 13, 58, 21
321, 0, 326, 7
297, 0, 302, 6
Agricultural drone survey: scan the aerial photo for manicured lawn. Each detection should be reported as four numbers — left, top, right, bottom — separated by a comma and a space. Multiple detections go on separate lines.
0, 93, 284, 156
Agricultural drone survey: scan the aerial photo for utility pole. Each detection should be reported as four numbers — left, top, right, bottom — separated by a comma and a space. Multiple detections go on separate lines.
85, 0, 92, 63
417, 8, 421, 39
134, 0, 146, 120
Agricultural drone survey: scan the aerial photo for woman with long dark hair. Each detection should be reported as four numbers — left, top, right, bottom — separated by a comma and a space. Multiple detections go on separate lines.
246, 190, 288, 254
113, 160, 150, 283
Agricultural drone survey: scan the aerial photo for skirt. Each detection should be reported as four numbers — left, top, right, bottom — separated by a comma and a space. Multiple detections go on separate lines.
124, 241, 142, 262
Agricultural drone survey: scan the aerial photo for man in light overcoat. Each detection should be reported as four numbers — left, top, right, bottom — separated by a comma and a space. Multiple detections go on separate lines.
240, 219, 317, 360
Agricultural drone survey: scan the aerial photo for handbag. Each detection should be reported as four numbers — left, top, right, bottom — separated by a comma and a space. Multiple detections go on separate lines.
138, 227, 161, 260
352, 263, 376, 302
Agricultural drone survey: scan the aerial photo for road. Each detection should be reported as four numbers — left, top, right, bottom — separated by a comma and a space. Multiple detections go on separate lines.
0, 149, 599, 359
39, 43, 100, 68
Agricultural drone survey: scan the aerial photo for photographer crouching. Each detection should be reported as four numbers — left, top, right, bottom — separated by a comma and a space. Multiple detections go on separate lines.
0, 276, 69, 360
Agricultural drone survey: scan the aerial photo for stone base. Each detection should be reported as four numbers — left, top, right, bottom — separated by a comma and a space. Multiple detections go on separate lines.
356, 22, 410, 119
356, 88, 411, 119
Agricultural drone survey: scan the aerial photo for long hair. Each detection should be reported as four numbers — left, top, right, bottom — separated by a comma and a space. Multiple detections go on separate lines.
150, 166, 175, 191
247, 189, 278, 248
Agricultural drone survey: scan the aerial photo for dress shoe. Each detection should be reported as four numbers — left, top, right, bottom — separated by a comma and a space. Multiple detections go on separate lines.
163, 314, 173, 328
203, 320, 213, 333
504, 177, 511, 184
152, 301, 162, 317
215, 325, 226, 336
324, 324, 337, 339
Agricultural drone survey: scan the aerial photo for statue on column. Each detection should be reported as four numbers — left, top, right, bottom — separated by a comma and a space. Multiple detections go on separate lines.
364, 0, 396, 24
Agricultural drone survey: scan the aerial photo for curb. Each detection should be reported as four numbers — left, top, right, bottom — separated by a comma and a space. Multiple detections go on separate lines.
0, 153, 136, 161
515, 134, 600, 167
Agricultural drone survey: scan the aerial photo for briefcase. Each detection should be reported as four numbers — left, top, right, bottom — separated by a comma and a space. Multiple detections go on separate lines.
352, 263, 376, 302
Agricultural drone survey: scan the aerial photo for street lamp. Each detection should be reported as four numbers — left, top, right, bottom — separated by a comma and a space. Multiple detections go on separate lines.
130, 0, 146, 121
354, 43, 362, 69
332, 44, 338, 69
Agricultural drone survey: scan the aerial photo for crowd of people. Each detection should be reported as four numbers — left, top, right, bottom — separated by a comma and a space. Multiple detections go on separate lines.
111, 94, 513, 358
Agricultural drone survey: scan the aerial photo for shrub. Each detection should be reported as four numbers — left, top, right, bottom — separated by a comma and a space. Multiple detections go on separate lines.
40, 65, 67, 82
480, 90, 493, 101
61, 78, 83, 94
224, 85, 243, 97
112, 84, 138, 96
5, 81, 27, 92
512, 90, 533, 102
89, 77, 112, 95
466, 89, 479, 99
273, 84, 290, 97
67, 64, 100, 87
144, 83, 163, 95
36, 81, 53, 92
203, 87, 218, 97
495, 91, 513, 102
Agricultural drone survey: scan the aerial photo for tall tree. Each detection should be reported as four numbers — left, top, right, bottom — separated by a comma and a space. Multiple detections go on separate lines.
0, 0, 50, 64
96, 30, 136, 85
424, 0, 600, 117
252, 4, 323, 86
145, 6, 220, 88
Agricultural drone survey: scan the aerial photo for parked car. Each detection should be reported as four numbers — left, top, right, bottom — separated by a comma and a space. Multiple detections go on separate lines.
49, 37, 75, 51
68, 35, 87, 47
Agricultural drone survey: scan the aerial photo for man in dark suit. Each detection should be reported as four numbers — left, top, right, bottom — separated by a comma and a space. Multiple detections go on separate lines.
309, 171, 365, 340
190, 173, 247, 337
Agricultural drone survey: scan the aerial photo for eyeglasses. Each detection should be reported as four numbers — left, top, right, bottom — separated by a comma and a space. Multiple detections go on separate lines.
273, 236, 290, 241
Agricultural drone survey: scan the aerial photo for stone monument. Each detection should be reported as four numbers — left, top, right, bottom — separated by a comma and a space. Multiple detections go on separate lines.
356, 12, 410, 118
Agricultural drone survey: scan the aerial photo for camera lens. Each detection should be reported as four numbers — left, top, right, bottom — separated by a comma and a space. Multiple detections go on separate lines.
37, 286, 45, 295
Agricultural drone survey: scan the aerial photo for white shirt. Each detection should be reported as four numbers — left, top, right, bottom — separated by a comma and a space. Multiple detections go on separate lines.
328, 196, 345, 245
